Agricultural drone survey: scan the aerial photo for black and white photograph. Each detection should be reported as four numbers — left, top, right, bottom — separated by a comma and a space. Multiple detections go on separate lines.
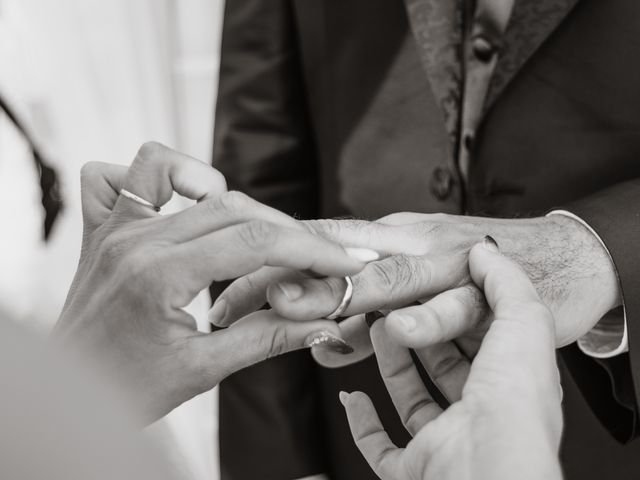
1, 1, 639, 479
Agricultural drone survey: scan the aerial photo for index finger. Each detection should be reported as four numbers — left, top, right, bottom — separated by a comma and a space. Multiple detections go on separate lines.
113, 142, 227, 219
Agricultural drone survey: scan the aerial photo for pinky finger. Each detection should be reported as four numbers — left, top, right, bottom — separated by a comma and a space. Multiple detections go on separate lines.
342, 391, 404, 479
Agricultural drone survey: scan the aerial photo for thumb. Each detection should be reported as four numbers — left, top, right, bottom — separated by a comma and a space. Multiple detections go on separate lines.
469, 236, 550, 328
187, 310, 353, 385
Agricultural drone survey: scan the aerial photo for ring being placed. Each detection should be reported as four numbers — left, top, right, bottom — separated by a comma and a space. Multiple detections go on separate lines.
119, 188, 160, 212
326, 276, 354, 320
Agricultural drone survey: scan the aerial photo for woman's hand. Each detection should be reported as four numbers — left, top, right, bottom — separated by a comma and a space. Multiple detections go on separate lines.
341, 240, 563, 480
55, 142, 369, 424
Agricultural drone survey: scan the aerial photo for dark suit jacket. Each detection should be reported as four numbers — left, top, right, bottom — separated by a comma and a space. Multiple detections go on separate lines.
212, 0, 640, 478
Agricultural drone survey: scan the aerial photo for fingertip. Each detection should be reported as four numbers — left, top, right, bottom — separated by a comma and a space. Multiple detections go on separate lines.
384, 312, 415, 346
346, 390, 370, 406
339, 390, 350, 406
265, 283, 303, 319
208, 298, 228, 326
345, 247, 380, 263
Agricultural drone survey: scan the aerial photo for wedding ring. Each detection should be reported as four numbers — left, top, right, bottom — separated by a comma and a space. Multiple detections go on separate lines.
326, 276, 354, 320
119, 189, 160, 212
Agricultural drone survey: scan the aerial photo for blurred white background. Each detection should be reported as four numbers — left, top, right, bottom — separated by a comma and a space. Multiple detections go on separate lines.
0, 0, 224, 478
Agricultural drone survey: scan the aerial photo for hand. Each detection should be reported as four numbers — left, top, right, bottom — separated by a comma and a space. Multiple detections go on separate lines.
55, 142, 369, 424
341, 241, 563, 480
213, 212, 620, 368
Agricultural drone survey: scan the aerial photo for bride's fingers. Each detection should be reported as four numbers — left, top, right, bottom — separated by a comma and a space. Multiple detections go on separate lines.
113, 142, 227, 220
162, 223, 367, 307
311, 315, 374, 368
214, 249, 380, 328
79, 162, 128, 233
151, 190, 302, 245
341, 391, 403, 480
208, 266, 295, 326
370, 319, 443, 436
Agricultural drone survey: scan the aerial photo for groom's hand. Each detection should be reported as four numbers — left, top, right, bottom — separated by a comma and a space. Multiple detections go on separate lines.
214, 212, 620, 363
55, 143, 369, 423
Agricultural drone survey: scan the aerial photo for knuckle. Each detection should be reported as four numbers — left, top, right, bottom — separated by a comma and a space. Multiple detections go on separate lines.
323, 277, 349, 302
409, 221, 444, 240
117, 249, 161, 290
371, 254, 423, 297
304, 218, 339, 239
264, 323, 289, 359
136, 141, 166, 163
424, 303, 445, 334
238, 220, 277, 250
216, 190, 249, 216
99, 230, 131, 264
431, 354, 467, 381
458, 284, 486, 311
370, 261, 397, 292
79, 161, 102, 183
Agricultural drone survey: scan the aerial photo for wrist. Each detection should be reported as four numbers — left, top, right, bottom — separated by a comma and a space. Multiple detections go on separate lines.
545, 213, 621, 311
496, 215, 620, 345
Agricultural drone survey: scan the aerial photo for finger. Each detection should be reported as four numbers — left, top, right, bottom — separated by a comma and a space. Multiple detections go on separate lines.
412, 341, 471, 403
469, 239, 543, 317
163, 222, 367, 307
304, 218, 423, 254
268, 252, 466, 321
311, 314, 374, 368
188, 310, 349, 383
467, 240, 557, 395
79, 162, 128, 233
113, 142, 227, 219
209, 266, 295, 326
213, 241, 379, 327
384, 284, 489, 348
154, 190, 302, 245
341, 391, 404, 479
370, 319, 443, 435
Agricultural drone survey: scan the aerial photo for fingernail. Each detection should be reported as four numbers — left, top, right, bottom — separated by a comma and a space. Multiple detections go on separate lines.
277, 282, 304, 301
345, 247, 380, 263
392, 313, 416, 332
208, 298, 228, 326
483, 235, 500, 253
339, 391, 350, 406
365, 310, 385, 328
305, 331, 354, 354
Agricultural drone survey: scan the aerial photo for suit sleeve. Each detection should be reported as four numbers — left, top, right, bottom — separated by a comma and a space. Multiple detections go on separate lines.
211, 1, 326, 479
561, 178, 640, 443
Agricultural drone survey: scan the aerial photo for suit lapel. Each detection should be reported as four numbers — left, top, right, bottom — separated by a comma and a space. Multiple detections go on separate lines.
485, 0, 581, 110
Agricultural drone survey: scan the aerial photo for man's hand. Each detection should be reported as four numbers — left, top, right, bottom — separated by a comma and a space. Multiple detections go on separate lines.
55, 142, 369, 424
342, 241, 564, 480
213, 212, 620, 367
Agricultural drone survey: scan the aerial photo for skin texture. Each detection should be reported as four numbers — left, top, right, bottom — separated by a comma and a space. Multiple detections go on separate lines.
54, 142, 367, 424
213, 211, 620, 371
341, 243, 564, 480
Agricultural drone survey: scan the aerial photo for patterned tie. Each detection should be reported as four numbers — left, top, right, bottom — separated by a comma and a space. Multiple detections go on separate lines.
404, 0, 464, 145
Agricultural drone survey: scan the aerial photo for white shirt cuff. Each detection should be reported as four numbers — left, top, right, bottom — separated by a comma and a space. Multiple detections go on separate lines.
547, 210, 628, 358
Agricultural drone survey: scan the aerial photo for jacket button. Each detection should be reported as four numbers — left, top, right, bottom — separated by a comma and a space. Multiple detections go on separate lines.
430, 166, 453, 200
472, 36, 496, 62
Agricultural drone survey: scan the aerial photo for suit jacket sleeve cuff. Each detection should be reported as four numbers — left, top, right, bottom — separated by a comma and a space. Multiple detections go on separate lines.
547, 210, 628, 358
553, 180, 640, 442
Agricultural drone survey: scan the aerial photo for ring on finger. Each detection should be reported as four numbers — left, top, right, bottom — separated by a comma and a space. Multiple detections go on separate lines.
120, 188, 160, 212
326, 276, 354, 320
